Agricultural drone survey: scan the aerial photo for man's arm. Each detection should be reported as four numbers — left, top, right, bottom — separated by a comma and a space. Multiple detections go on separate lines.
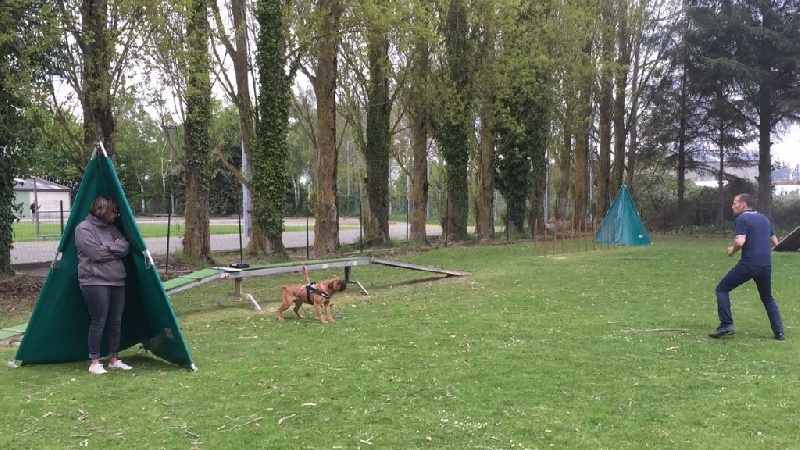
728, 235, 746, 257
771, 235, 779, 249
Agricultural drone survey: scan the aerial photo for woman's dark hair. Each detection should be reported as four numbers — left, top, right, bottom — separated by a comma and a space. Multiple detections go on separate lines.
89, 196, 118, 219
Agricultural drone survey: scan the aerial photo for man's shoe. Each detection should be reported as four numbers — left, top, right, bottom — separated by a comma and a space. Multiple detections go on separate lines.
775, 333, 785, 341
709, 326, 735, 338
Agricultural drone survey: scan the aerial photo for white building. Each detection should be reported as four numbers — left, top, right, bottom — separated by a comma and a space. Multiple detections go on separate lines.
13, 177, 73, 220
686, 159, 800, 196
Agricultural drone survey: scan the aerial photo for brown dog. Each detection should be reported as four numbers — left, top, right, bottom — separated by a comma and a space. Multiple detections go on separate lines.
277, 277, 347, 323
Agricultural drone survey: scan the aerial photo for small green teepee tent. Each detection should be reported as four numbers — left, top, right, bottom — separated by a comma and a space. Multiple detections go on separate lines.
15, 145, 196, 370
594, 185, 652, 246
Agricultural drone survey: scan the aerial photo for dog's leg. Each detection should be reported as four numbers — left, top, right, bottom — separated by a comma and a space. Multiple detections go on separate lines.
276, 302, 288, 321
293, 300, 304, 318
313, 300, 327, 323
324, 301, 335, 322
276, 288, 293, 321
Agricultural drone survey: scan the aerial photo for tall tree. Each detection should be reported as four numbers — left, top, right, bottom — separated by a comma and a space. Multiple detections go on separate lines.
596, 0, 615, 216
495, 0, 553, 233
295, 0, 342, 256
434, 0, 474, 241
314, 0, 341, 255
402, 2, 434, 244
0, 0, 57, 276
687, 0, 800, 216
253, 0, 291, 259
573, 39, 594, 224
611, 0, 630, 195
210, 0, 279, 257
362, 0, 393, 247
641, 37, 705, 227
79, 0, 115, 156
182, 0, 213, 261
338, 0, 398, 247
473, 0, 498, 241
48, 0, 152, 162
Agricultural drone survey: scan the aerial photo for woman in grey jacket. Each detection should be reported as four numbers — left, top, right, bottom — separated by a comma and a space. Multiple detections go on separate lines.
75, 196, 132, 375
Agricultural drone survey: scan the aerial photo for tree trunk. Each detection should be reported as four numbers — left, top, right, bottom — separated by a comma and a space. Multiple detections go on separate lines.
557, 126, 571, 220
0, 157, 14, 276
363, 27, 391, 247
574, 115, 590, 224
476, 99, 495, 241
676, 66, 688, 227
625, 25, 643, 194
438, 0, 471, 242
597, 3, 613, 217
409, 30, 430, 244
253, 0, 290, 259
573, 41, 593, 223
757, 86, 773, 217
313, 0, 341, 256
81, 0, 115, 158
226, 0, 275, 258
717, 129, 726, 224
409, 118, 429, 243
611, 0, 629, 195
182, 0, 212, 261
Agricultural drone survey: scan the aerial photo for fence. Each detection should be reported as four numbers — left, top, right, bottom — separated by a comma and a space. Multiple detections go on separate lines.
11, 214, 441, 266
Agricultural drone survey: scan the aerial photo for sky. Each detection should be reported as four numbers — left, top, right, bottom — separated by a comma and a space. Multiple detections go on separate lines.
772, 125, 800, 169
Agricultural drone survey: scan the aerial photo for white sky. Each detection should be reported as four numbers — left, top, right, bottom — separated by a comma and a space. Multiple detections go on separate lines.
772, 125, 800, 168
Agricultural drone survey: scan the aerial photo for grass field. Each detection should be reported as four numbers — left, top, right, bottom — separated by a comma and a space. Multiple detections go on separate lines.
1, 236, 798, 448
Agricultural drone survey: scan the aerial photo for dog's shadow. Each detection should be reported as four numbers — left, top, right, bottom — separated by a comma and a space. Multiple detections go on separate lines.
365, 275, 449, 291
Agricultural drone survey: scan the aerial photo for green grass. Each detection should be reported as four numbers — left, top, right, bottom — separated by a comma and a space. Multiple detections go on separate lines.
11, 222, 345, 242
2, 236, 798, 448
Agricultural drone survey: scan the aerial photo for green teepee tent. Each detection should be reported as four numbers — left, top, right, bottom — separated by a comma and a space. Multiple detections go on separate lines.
15, 145, 196, 370
594, 185, 652, 246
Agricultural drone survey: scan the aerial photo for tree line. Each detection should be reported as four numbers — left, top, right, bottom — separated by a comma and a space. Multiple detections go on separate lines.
1, 0, 799, 276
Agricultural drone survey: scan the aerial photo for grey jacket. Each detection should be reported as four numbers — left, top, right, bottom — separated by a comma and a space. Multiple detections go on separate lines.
75, 214, 129, 286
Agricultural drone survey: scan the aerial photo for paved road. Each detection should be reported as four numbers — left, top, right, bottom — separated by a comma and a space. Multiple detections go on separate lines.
11, 220, 442, 266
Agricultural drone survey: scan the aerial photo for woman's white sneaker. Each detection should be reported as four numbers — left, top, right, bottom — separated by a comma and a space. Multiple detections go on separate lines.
108, 360, 133, 370
88, 363, 107, 375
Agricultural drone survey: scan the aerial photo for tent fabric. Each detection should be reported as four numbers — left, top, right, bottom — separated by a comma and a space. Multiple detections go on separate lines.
594, 185, 652, 246
774, 226, 800, 252
15, 148, 196, 370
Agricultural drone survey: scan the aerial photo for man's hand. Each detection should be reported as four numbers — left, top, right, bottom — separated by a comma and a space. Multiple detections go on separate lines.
727, 245, 735, 257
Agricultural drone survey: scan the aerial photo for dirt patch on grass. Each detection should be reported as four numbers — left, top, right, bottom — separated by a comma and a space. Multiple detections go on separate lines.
0, 274, 44, 315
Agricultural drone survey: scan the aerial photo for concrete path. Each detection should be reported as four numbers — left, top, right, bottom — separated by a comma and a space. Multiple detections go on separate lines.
11, 219, 442, 266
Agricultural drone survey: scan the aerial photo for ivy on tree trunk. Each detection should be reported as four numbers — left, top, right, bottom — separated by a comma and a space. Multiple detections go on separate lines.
363, 23, 391, 247
254, 0, 290, 259
182, 0, 213, 261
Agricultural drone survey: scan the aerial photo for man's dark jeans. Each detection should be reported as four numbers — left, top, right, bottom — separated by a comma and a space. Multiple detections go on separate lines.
716, 263, 783, 335
81, 285, 126, 360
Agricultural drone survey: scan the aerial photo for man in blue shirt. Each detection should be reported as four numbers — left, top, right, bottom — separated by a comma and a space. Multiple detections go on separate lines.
709, 193, 785, 340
